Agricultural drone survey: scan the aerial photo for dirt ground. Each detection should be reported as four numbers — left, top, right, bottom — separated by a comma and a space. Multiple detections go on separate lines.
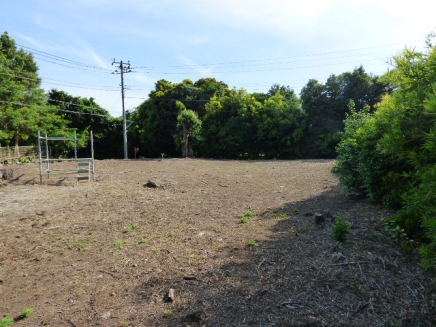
0, 159, 434, 327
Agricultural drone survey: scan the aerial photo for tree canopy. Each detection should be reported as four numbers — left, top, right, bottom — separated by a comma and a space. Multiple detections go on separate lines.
0, 32, 67, 149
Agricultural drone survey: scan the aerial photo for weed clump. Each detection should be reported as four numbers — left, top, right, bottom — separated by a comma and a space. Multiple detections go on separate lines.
332, 216, 350, 243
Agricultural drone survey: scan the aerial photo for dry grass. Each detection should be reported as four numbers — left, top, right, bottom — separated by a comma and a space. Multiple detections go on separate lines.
0, 159, 434, 326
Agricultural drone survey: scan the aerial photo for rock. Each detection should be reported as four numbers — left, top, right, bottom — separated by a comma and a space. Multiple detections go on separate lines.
184, 311, 204, 323
183, 275, 197, 280
167, 288, 175, 302
144, 180, 160, 188
101, 311, 111, 319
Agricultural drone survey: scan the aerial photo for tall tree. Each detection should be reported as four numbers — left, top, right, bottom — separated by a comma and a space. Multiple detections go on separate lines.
175, 101, 202, 158
47, 89, 119, 159
135, 78, 229, 157
256, 91, 306, 158
0, 31, 66, 151
300, 67, 389, 158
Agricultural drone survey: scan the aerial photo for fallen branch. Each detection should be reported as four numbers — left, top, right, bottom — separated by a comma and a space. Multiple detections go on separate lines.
329, 261, 369, 266
278, 301, 304, 309
257, 258, 267, 268
98, 270, 117, 278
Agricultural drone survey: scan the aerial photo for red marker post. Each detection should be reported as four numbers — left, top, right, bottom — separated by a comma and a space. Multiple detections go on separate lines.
134, 147, 139, 159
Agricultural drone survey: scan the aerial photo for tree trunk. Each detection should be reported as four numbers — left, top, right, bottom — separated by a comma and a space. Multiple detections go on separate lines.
181, 126, 188, 158
187, 144, 194, 158
14, 135, 20, 158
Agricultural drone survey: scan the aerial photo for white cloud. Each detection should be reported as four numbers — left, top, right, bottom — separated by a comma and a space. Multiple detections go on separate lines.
178, 55, 214, 76
15, 32, 46, 49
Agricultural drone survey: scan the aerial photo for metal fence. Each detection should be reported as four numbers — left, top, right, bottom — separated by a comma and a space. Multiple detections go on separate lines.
0, 146, 38, 162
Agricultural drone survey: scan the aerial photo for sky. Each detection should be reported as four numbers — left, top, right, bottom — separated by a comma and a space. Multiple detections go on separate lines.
1, 0, 435, 117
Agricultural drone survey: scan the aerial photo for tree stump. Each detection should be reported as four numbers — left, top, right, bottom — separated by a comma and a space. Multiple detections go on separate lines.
314, 212, 325, 225
167, 289, 175, 302
0, 167, 24, 180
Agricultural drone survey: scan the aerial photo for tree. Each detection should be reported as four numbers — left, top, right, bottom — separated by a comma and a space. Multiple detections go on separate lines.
256, 92, 306, 158
267, 84, 297, 101
135, 78, 229, 157
333, 36, 436, 269
300, 67, 388, 158
175, 101, 202, 158
200, 88, 262, 158
47, 89, 118, 159
0, 31, 67, 152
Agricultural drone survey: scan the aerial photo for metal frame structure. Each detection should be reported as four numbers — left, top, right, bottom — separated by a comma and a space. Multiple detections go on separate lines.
37, 130, 95, 184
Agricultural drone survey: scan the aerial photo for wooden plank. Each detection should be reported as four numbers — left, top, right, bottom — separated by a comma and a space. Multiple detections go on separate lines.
78, 169, 90, 173
78, 162, 90, 166
77, 176, 89, 181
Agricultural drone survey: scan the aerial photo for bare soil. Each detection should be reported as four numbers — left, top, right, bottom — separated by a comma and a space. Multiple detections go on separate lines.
0, 159, 434, 327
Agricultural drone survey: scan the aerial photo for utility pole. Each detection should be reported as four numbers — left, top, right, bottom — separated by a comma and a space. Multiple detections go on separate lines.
112, 59, 132, 159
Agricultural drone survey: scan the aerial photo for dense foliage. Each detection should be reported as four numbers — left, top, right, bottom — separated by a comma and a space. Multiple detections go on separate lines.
135, 81, 307, 159
299, 67, 389, 158
47, 89, 122, 159
334, 39, 436, 270
0, 32, 68, 149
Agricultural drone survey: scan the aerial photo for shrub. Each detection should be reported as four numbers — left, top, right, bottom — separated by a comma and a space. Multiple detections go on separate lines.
332, 216, 350, 243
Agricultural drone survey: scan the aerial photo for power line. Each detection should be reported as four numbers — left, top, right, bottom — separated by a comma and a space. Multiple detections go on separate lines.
0, 99, 111, 118
139, 49, 397, 71
136, 41, 424, 69
135, 57, 391, 75
16, 43, 112, 72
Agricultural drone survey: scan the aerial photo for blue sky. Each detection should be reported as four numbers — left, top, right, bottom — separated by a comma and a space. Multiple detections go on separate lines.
1, 0, 435, 117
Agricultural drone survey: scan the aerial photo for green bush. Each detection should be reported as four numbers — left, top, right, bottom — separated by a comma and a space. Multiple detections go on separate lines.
332, 217, 350, 243
334, 37, 436, 270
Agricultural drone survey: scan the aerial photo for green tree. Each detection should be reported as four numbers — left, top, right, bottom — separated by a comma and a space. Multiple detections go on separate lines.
300, 67, 388, 158
135, 78, 229, 157
175, 101, 202, 158
47, 89, 118, 159
256, 91, 306, 158
0, 31, 67, 152
200, 88, 262, 158
334, 36, 436, 269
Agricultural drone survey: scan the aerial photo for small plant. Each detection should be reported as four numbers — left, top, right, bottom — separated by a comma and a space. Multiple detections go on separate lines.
278, 213, 287, 218
19, 157, 30, 163
332, 216, 350, 243
124, 226, 132, 233
240, 216, 248, 224
19, 308, 33, 319
381, 217, 414, 252
164, 310, 173, 317
168, 231, 175, 237
294, 208, 299, 213
132, 224, 139, 230
245, 210, 253, 217
0, 308, 33, 327
248, 240, 257, 247
0, 317, 14, 327
139, 238, 147, 244
114, 240, 123, 247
